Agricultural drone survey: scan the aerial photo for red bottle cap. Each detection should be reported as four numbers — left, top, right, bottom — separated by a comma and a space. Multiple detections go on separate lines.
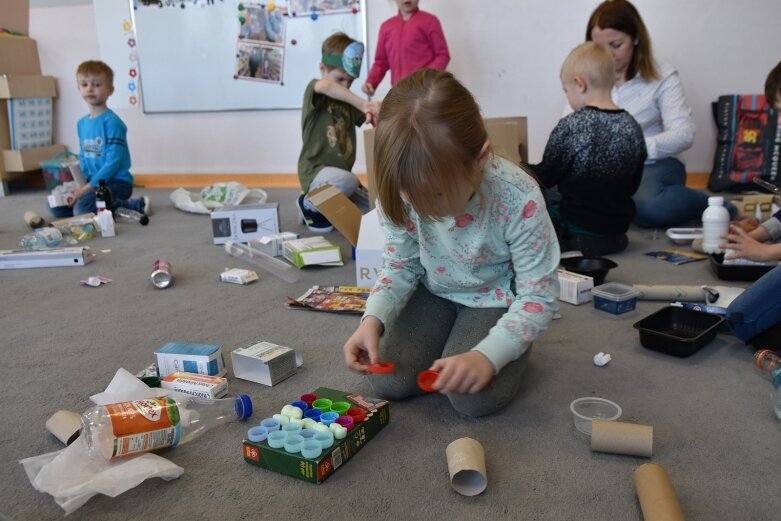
346, 407, 366, 423
417, 370, 439, 393
368, 362, 395, 374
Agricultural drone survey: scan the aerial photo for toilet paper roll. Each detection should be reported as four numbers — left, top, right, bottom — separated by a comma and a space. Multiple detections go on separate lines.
45, 410, 81, 446
591, 419, 653, 457
634, 463, 686, 521
445, 437, 487, 496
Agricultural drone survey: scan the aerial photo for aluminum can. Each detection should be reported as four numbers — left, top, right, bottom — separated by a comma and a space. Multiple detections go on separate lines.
151, 259, 173, 289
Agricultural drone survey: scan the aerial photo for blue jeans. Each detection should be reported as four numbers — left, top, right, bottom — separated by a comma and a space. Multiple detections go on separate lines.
633, 158, 710, 228
50, 180, 140, 218
304, 167, 369, 213
727, 266, 781, 343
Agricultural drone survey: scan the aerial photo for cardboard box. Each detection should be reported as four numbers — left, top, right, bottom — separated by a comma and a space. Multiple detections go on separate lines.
231, 339, 302, 386
160, 371, 228, 399
210, 203, 279, 245
355, 208, 384, 286
3, 0, 30, 36
243, 387, 390, 483
0, 37, 42, 75
557, 268, 594, 305
364, 116, 528, 209
307, 184, 361, 246
154, 342, 227, 378
0, 75, 57, 99
250, 231, 299, 257
283, 236, 342, 268
2, 144, 65, 175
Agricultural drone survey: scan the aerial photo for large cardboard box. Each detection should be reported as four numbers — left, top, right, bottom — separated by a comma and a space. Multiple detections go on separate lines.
0, 37, 42, 75
3, 144, 65, 175
243, 387, 390, 483
364, 116, 528, 209
210, 203, 280, 245
307, 184, 362, 246
2, 0, 30, 36
355, 208, 384, 287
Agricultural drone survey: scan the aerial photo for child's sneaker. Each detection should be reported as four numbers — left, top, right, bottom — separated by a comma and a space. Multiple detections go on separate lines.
141, 196, 151, 216
297, 194, 333, 233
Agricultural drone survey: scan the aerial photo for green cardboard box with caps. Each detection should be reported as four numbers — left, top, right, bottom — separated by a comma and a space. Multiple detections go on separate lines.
242, 387, 390, 483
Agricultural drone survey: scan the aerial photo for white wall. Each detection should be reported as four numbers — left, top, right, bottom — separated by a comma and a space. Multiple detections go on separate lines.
30, 0, 781, 176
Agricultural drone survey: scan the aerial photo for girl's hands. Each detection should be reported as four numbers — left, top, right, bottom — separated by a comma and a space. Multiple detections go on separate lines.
721, 224, 775, 261
343, 315, 383, 374
429, 351, 495, 394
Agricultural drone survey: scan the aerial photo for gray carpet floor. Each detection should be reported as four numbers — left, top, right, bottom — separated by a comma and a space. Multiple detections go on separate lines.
0, 186, 777, 521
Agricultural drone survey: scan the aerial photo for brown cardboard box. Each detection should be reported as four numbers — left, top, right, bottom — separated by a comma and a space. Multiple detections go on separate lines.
0, 37, 42, 75
364, 116, 528, 209
307, 184, 362, 246
1, 0, 30, 36
3, 144, 66, 174
0, 75, 56, 99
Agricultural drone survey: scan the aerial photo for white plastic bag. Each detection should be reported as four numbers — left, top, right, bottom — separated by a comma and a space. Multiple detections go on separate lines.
169, 182, 268, 214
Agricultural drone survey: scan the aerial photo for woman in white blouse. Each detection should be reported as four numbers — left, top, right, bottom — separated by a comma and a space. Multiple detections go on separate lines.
585, 0, 735, 228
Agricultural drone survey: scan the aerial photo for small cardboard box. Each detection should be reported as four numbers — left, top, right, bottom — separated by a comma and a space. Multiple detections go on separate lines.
160, 371, 228, 399
557, 268, 594, 305
283, 236, 342, 268
307, 184, 361, 246
0, 37, 42, 75
231, 339, 301, 386
154, 342, 227, 378
243, 387, 390, 483
251, 231, 299, 257
355, 208, 384, 286
364, 116, 528, 209
210, 203, 280, 245
3, 144, 65, 174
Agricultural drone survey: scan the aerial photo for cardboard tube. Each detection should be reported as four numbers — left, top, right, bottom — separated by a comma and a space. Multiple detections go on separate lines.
591, 419, 653, 457
634, 463, 686, 521
633, 285, 706, 302
45, 410, 81, 446
446, 437, 487, 496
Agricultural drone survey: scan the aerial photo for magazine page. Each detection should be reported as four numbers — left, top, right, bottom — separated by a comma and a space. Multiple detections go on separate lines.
286, 285, 371, 313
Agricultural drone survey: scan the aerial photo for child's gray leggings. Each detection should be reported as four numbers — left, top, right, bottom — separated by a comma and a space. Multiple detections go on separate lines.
367, 284, 532, 417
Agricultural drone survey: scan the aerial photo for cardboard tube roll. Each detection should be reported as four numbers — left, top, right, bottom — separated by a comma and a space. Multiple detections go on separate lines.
591, 419, 653, 457
45, 410, 81, 446
634, 463, 686, 521
445, 437, 487, 496
633, 285, 706, 302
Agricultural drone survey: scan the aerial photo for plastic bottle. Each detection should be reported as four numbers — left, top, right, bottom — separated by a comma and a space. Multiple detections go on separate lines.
753, 350, 781, 419
80, 394, 253, 460
95, 180, 113, 213
19, 227, 63, 250
701, 196, 730, 254
114, 206, 149, 226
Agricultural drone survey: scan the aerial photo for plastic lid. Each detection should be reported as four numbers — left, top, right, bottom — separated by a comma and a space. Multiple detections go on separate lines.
592, 282, 638, 301
708, 196, 724, 206
236, 394, 253, 420
417, 370, 439, 393
368, 362, 396, 374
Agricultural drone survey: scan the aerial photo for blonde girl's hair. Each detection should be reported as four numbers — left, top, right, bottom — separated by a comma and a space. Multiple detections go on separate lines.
76, 60, 114, 86
561, 41, 616, 91
374, 68, 488, 226
586, 0, 659, 82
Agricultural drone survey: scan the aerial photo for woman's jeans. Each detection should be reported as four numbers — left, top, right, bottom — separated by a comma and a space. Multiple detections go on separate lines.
727, 266, 781, 343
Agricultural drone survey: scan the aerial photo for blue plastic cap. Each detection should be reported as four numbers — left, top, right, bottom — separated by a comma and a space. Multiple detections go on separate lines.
291, 400, 309, 411
236, 394, 253, 420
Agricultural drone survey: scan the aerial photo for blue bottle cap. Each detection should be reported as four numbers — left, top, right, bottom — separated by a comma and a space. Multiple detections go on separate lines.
291, 400, 309, 411
236, 394, 253, 420
247, 426, 268, 442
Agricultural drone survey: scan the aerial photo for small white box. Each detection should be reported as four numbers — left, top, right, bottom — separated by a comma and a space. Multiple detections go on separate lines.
250, 231, 299, 257
557, 268, 594, 305
154, 342, 227, 377
355, 208, 384, 286
231, 339, 302, 386
211, 203, 280, 245
160, 371, 228, 399
283, 236, 342, 268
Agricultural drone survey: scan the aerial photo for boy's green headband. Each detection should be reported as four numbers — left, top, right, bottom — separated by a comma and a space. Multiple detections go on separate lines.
322, 41, 364, 78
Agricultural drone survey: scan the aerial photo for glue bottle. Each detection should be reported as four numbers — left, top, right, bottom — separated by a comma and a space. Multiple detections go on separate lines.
80, 394, 253, 460
753, 349, 781, 419
701, 196, 730, 254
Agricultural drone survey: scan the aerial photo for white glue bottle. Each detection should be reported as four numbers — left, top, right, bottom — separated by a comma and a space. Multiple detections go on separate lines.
701, 196, 730, 254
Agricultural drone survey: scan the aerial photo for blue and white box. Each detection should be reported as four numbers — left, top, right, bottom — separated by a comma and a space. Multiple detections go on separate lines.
154, 342, 227, 378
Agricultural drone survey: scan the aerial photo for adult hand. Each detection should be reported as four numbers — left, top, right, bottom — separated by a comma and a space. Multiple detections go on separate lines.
429, 351, 495, 394
721, 224, 775, 261
343, 315, 383, 374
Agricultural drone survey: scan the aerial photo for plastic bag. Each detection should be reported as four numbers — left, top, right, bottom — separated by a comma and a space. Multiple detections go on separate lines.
169, 182, 268, 214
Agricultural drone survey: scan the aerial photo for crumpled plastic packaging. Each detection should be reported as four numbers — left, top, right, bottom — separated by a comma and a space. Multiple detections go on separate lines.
19, 368, 184, 515
169, 182, 268, 215
593, 352, 612, 367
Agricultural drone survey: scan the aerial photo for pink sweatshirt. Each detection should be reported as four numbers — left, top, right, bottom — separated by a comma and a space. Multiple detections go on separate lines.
366, 8, 450, 89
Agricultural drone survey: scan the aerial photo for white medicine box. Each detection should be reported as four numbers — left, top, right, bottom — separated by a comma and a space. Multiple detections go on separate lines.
557, 269, 594, 305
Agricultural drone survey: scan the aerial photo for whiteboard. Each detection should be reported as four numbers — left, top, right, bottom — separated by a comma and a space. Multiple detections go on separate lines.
131, 0, 368, 113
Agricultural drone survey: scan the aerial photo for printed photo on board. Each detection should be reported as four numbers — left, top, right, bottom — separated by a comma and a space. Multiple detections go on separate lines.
239, 4, 286, 44
289, 0, 359, 17
236, 42, 284, 84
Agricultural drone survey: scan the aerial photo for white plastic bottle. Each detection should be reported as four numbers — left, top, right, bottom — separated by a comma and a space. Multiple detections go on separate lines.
701, 196, 730, 254
80, 394, 252, 460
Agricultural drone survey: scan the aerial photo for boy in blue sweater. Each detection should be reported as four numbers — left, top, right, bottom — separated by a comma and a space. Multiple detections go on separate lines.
51, 61, 148, 218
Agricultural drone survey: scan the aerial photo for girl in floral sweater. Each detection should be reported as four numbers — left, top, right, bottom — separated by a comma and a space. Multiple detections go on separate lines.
343, 69, 560, 417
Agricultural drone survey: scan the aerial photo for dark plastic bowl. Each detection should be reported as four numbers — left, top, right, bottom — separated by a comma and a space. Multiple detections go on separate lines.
633, 306, 724, 357
709, 253, 776, 282
559, 256, 618, 286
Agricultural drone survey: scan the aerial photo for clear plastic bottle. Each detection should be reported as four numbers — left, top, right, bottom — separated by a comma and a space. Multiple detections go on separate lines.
80, 394, 253, 460
772, 372, 781, 420
115, 206, 150, 226
701, 196, 730, 254
753, 350, 781, 419
19, 227, 63, 250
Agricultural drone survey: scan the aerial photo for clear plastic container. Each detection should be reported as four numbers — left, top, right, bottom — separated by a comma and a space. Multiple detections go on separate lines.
591, 282, 638, 315
224, 240, 299, 283
569, 397, 622, 435
20, 227, 63, 250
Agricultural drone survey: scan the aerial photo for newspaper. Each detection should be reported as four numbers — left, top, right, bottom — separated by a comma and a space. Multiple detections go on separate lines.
285, 285, 371, 314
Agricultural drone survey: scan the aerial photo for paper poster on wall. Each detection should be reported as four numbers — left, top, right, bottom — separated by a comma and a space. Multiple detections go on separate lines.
93, 0, 140, 109
288, 0, 359, 17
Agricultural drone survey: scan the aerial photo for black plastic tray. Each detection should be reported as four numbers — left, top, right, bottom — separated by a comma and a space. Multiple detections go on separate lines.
633, 306, 724, 357
709, 253, 775, 282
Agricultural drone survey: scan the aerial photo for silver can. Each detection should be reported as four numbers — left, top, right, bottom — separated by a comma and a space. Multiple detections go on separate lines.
151, 259, 173, 289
